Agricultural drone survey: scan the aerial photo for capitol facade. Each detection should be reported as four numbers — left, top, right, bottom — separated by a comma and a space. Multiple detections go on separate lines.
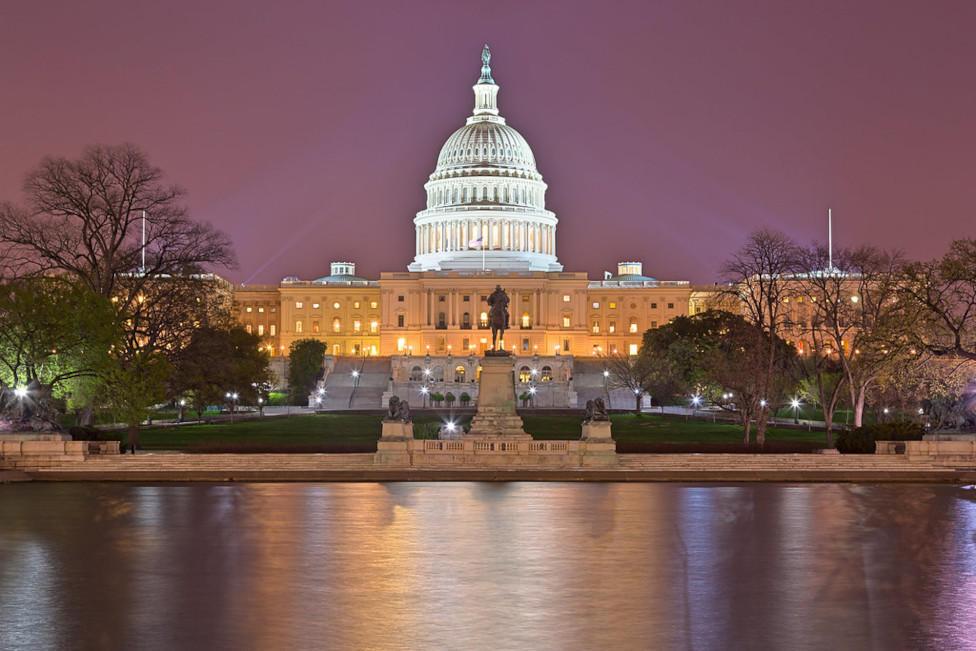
235, 47, 711, 402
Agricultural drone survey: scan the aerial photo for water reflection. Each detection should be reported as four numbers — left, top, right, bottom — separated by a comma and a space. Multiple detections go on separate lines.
1, 483, 974, 650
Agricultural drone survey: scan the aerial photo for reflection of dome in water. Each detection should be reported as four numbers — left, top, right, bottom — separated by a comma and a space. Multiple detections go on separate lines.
408, 46, 561, 273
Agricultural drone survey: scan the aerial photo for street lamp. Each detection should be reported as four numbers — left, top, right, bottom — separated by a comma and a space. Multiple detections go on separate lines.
691, 395, 701, 416
421, 385, 429, 408
225, 392, 238, 421
603, 369, 611, 409
178, 399, 186, 423
791, 398, 801, 424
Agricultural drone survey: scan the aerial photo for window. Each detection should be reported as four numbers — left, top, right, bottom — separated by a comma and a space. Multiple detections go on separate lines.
562, 315, 571, 328
629, 344, 639, 356
332, 302, 340, 309
295, 301, 303, 309
397, 295, 404, 302
397, 338, 406, 352
455, 365, 466, 382
522, 313, 530, 328
312, 303, 320, 309
519, 366, 532, 383
370, 301, 378, 309
462, 312, 471, 328
370, 321, 378, 333
354, 301, 360, 309
333, 317, 341, 332
592, 302, 600, 309
651, 303, 657, 309
522, 295, 529, 302
563, 295, 570, 302
438, 295, 445, 302
397, 314, 405, 327
629, 317, 638, 333
480, 311, 488, 328
437, 338, 445, 352
480, 295, 487, 302
258, 307, 264, 313
246, 307, 253, 313
592, 321, 600, 333
258, 324, 264, 336
522, 338, 529, 351
563, 339, 570, 352
609, 321, 616, 334
438, 312, 446, 328
651, 321, 658, 328
295, 320, 303, 333
463, 337, 469, 350
668, 303, 674, 309
541, 366, 553, 382
410, 366, 423, 381
270, 324, 276, 336
433, 365, 445, 381
246, 324, 252, 333
353, 320, 361, 333
313, 321, 320, 333
463, 296, 470, 302
271, 308, 276, 313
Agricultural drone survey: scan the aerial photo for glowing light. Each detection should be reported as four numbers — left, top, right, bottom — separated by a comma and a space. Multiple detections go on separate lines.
421, 387, 429, 395
791, 399, 800, 409
760, 399, 767, 408
14, 387, 28, 398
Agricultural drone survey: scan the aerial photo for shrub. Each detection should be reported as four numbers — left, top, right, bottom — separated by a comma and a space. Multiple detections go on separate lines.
836, 420, 925, 454
430, 392, 445, 406
460, 392, 471, 406
445, 392, 456, 405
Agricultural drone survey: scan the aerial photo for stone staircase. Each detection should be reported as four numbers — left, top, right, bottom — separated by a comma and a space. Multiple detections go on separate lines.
316, 357, 390, 410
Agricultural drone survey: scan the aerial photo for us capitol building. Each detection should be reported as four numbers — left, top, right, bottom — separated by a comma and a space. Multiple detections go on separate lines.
235, 47, 712, 405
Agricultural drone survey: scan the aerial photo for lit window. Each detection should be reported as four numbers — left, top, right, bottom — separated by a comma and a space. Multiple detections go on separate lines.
609, 321, 616, 333
541, 366, 553, 382
246, 324, 252, 333
312, 321, 320, 333
370, 301, 378, 308
295, 302, 303, 309
522, 313, 530, 328
562, 315, 571, 327
609, 302, 616, 309
370, 321, 378, 333
592, 302, 600, 309
354, 301, 361, 308
312, 303, 320, 309
258, 307, 264, 313
592, 321, 600, 333
333, 302, 340, 309
519, 366, 532, 383
629, 344, 638, 355
246, 307, 253, 313
333, 317, 341, 332
397, 338, 406, 352
258, 324, 264, 336
629, 317, 638, 333
563, 295, 570, 302
353, 320, 361, 333
270, 324, 276, 336
295, 320, 303, 333
271, 308, 276, 313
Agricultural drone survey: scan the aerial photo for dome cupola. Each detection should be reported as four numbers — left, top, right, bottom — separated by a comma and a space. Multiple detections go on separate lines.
408, 46, 562, 273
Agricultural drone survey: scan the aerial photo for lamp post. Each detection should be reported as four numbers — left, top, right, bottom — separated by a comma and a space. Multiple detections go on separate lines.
691, 394, 701, 417
178, 399, 186, 423
421, 385, 429, 409
603, 369, 611, 409
225, 392, 238, 422
791, 398, 801, 424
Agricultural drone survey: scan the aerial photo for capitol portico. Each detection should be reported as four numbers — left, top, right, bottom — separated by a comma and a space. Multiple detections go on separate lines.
235, 47, 710, 403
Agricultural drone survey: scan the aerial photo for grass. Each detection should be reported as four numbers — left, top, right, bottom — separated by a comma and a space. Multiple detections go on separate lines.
135, 411, 831, 453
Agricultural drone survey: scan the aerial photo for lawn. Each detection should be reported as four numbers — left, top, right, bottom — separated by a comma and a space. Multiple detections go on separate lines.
136, 411, 830, 452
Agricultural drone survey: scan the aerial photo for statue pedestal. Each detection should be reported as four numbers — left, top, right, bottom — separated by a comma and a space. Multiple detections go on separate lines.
581, 420, 612, 441
375, 420, 413, 466
466, 354, 530, 440
380, 420, 413, 440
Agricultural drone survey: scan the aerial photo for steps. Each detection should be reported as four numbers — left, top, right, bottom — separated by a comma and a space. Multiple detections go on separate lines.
316, 357, 390, 409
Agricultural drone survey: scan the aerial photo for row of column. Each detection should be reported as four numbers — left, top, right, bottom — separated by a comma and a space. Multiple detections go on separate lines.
417, 288, 558, 329
416, 219, 554, 256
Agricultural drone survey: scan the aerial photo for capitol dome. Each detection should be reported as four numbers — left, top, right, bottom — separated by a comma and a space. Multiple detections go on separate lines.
408, 46, 562, 273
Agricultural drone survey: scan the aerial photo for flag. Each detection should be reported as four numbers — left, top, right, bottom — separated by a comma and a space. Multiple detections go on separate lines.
468, 236, 483, 249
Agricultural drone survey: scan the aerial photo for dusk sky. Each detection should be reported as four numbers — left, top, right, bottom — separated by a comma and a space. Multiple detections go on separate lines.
3, 0, 975, 286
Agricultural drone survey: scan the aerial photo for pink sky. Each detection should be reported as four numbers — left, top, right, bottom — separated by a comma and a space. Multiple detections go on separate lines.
3, 0, 975, 285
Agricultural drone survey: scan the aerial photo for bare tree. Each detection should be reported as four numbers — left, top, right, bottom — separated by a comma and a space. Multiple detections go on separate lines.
794, 244, 908, 430
720, 228, 802, 444
899, 239, 976, 362
0, 143, 236, 301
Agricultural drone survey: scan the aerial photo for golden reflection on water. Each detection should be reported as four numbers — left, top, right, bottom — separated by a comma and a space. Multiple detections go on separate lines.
1, 483, 975, 650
